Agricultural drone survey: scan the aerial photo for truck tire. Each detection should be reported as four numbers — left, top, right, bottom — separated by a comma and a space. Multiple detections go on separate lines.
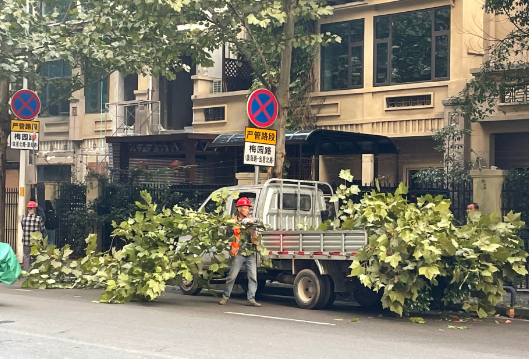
321, 276, 336, 309
241, 279, 267, 297
178, 276, 203, 296
293, 269, 330, 310
352, 283, 382, 308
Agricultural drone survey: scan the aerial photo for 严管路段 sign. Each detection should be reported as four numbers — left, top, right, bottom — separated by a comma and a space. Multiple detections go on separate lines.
10, 119, 39, 150
245, 127, 277, 145
11, 120, 39, 133
244, 127, 276, 167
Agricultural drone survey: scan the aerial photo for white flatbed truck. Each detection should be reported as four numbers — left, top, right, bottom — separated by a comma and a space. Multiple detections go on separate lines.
178, 179, 380, 310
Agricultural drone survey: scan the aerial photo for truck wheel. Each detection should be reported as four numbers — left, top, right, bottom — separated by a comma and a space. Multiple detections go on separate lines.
178, 276, 203, 296
241, 279, 267, 297
352, 284, 382, 308
321, 276, 336, 309
293, 269, 330, 310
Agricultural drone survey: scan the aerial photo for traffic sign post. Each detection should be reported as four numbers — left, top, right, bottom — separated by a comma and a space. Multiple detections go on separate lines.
11, 90, 41, 120
246, 89, 278, 184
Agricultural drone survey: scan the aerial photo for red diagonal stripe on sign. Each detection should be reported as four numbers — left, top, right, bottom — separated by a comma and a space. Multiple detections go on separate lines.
252, 96, 273, 121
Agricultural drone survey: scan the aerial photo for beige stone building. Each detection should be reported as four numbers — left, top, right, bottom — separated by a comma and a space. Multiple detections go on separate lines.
9, 0, 529, 188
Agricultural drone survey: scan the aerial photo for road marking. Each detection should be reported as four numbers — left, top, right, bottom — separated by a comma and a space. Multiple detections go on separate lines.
225, 312, 336, 326
12, 289, 31, 292
0, 327, 188, 359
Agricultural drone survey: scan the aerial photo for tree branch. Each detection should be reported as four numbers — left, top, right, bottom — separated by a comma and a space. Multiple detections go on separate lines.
224, 2, 275, 89
61, 1, 75, 25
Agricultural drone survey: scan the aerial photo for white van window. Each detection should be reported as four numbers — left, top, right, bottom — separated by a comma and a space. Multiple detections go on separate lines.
278, 194, 311, 211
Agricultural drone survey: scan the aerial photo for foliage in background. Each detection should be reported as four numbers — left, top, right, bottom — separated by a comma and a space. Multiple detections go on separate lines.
331, 170, 527, 317
58, 167, 211, 256
250, 19, 318, 130
448, 0, 529, 123
412, 117, 472, 185
23, 189, 269, 303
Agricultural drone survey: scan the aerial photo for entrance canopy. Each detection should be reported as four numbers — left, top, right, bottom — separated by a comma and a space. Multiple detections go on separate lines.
211, 129, 398, 155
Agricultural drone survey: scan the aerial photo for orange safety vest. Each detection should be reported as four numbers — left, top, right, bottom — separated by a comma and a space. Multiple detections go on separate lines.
230, 215, 259, 257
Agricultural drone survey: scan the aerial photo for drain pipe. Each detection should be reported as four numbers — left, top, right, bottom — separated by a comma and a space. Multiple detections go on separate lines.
503, 286, 516, 307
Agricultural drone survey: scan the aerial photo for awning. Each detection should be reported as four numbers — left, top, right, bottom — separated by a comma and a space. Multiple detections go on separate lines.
211, 129, 398, 155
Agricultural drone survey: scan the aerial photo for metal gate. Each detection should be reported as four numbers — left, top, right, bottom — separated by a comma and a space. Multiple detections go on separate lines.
4, 188, 19, 251
55, 183, 87, 251
502, 175, 529, 289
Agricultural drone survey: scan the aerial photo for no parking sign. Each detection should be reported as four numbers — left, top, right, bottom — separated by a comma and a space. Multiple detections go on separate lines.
247, 89, 278, 128
11, 90, 41, 120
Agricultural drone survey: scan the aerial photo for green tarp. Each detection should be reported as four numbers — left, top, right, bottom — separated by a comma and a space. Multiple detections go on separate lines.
0, 243, 21, 285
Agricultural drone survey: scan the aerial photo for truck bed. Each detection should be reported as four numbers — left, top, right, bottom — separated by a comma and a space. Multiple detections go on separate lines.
261, 230, 367, 261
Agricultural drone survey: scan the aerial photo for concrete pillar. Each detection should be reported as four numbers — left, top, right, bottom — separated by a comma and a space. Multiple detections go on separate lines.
236, 172, 268, 185
470, 169, 508, 215
362, 154, 375, 186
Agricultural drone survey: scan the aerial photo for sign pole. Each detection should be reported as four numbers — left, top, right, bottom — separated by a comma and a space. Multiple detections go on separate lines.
254, 165, 259, 184
16, 80, 28, 261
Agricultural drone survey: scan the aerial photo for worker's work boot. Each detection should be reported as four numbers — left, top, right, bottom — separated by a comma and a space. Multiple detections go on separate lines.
246, 300, 261, 307
219, 298, 228, 305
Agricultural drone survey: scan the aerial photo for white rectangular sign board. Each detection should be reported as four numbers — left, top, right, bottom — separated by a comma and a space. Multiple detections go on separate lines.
243, 142, 275, 167
10, 131, 39, 150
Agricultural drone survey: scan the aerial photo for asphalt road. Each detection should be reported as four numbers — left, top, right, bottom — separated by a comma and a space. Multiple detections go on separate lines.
1, 282, 528, 359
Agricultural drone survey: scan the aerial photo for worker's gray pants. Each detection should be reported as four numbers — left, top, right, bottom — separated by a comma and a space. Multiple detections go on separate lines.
222, 253, 258, 301
23, 245, 31, 271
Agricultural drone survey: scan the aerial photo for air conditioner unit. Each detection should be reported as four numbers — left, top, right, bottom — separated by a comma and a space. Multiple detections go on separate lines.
213, 80, 223, 94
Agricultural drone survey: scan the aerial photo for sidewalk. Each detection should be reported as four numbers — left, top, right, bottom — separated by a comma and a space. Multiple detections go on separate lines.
496, 289, 529, 319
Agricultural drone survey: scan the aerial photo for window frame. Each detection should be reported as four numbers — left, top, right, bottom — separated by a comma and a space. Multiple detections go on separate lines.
373, 6, 450, 87
84, 72, 109, 114
38, 60, 71, 117
320, 18, 365, 91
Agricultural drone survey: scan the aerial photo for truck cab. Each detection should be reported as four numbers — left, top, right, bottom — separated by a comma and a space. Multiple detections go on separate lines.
199, 179, 336, 230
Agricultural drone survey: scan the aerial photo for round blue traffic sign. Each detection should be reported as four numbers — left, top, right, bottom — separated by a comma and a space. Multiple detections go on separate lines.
11, 89, 41, 120
247, 89, 278, 128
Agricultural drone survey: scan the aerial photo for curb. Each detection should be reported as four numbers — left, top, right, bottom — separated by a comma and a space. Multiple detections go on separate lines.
496, 304, 529, 319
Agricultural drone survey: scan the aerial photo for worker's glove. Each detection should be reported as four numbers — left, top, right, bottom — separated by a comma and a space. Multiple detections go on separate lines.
241, 218, 251, 225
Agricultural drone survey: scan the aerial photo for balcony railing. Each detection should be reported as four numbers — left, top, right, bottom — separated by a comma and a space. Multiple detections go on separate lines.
222, 57, 253, 92
501, 83, 529, 103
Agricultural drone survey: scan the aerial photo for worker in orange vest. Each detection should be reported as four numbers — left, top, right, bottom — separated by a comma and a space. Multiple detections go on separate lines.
219, 197, 261, 307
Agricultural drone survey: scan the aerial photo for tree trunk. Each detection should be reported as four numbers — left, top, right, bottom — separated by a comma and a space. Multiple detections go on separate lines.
0, 66, 10, 244
271, 0, 297, 179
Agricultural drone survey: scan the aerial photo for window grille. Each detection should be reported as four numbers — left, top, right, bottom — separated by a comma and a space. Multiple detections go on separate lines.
386, 95, 432, 108
204, 107, 225, 122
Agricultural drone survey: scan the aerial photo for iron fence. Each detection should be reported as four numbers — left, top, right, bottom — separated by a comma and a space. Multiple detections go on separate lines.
54, 183, 87, 254
502, 177, 529, 289
409, 179, 473, 224
331, 179, 472, 224
4, 188, 19, 252
100, 182, 235, 251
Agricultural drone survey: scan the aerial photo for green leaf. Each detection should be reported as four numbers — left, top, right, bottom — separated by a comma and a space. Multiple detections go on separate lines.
418, 266, 441, 280
384, 253, 402, 268
409, 317, 425, 324
338, 169, 354, 182
394, 183, 408, 196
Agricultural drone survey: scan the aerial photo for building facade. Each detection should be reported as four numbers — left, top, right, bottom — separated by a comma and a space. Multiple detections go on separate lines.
9, 0, 529, 188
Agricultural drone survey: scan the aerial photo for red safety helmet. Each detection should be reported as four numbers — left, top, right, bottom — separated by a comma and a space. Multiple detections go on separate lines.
27, 201, 37, 208
236, 197, 252, 207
